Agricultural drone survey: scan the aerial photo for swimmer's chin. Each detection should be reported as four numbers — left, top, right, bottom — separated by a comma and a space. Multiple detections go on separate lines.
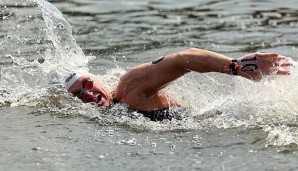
88, 101, 109, 107
88, 102, 97, 106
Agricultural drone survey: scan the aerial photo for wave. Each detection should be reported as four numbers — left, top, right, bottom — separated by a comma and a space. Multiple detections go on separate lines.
0, 0, 297, 147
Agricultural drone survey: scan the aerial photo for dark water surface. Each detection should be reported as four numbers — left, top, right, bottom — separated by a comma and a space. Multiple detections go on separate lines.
1, 0, 298, 170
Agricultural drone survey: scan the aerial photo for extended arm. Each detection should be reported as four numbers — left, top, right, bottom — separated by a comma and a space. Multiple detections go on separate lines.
119, 48, 293, 97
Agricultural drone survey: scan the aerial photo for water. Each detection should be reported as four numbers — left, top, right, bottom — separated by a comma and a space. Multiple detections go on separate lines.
1, 0, 298, 170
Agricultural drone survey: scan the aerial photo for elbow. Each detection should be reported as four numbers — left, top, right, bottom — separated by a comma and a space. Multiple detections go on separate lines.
172, 48, 210, 73
184, 48, 206, 54
170, 49, 198, 72
175, 48, 206, 61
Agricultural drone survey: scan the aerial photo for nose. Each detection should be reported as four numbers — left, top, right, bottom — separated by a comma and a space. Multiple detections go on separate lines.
81, 90, 94, 103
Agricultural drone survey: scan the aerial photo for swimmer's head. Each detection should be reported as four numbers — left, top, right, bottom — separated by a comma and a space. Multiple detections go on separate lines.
65, 69, 112, 107
65, 68, 89, 90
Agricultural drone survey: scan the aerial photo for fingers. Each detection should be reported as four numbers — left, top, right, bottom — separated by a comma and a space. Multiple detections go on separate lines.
258, 53, 295, 67
255, 52, 279, 58
242, 52, 295, 77
278, 56, 295, 67
273, 58, 293, 75
273, 61, 293, 67
280, 62, 293, 67
277, 69, 291, 75
255, 53, 280, 62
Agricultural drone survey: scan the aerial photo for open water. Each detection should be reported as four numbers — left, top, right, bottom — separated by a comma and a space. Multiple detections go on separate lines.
1, 0, 298, 170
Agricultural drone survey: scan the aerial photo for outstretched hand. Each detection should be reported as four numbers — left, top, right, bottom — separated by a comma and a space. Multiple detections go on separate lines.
237, 52, 295, 81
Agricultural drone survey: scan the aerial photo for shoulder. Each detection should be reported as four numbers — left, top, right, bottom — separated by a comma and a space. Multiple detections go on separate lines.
113, 65, 149, 101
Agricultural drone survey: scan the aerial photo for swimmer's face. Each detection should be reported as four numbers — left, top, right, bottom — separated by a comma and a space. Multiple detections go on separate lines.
67, 74, 111, 107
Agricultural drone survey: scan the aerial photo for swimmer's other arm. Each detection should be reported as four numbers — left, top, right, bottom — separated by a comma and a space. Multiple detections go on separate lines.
121, 48, 293, 96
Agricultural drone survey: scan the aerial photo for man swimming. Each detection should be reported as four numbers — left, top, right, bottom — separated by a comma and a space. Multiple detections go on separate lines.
65, 48, 294, 121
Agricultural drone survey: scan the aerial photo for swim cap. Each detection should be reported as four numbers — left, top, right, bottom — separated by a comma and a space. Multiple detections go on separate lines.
65, 69, 89, 90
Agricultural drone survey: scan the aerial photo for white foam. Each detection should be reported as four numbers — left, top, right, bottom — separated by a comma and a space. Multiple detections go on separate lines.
1, 0, 298, 148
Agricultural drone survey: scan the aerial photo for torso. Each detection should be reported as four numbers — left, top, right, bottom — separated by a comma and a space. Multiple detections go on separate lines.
113, 87, 179, 111
113, 69, 179, 111
112, 54, 186, 111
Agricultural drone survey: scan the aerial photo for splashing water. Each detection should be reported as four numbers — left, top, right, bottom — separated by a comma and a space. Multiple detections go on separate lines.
0, 0, 298, 147
168, 68, 298, 145
33, 0, 92, 71
0, 0, 92, 106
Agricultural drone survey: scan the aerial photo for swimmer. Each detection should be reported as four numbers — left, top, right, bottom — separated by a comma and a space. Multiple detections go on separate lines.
65, 48, 294, 121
